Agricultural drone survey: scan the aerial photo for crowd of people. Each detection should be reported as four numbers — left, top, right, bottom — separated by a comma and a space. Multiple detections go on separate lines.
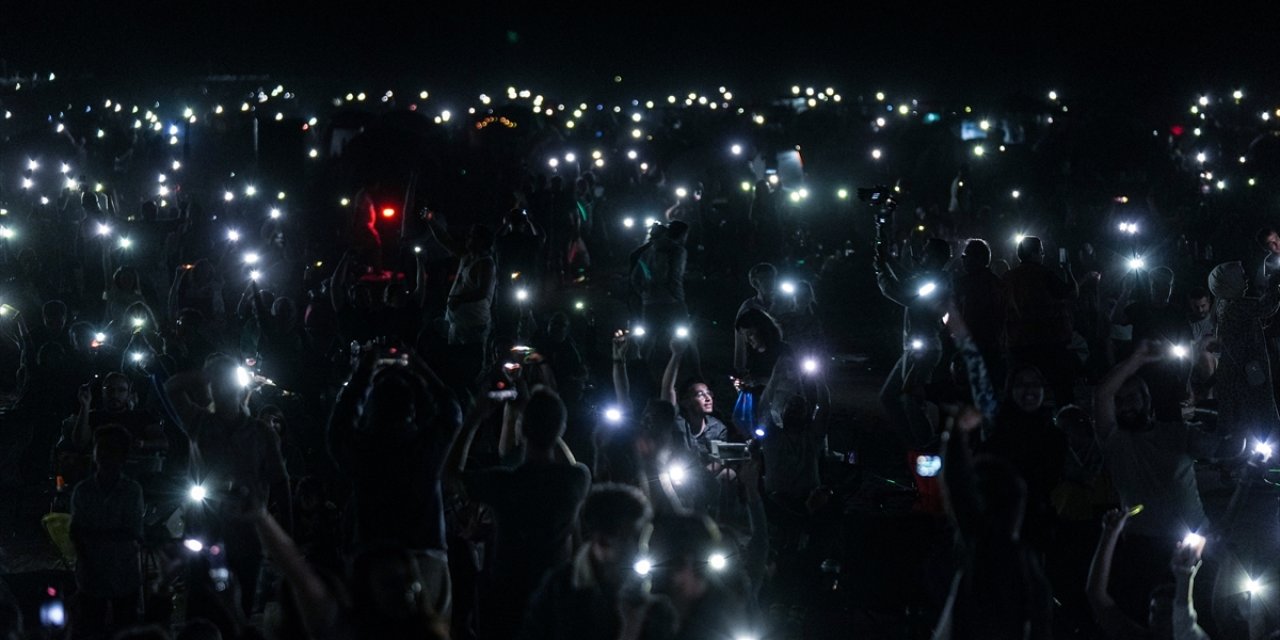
0, 74, 1278, 640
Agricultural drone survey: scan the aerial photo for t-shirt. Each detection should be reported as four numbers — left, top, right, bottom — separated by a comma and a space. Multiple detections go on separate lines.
71, 474, 143, 597
1102, 423, 1208, 537
463, 461, 591, 588
674, 412, 731, 458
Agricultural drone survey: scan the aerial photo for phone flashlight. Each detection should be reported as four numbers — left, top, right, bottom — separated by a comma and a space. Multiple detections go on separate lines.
1255, 441, 1273, 461
269, 208, 281, 219
130, 352, 145, 363
1058, 248, 1068, 263
605, 407, 623, 423
632, 325, 647, 337
1127, 257, 1145, 270
780, 280, 796, 295
633, 558, 653, 576
708, 552, 728, 571
188, 485, 207, 502
516, 288, 529, 302
414, 245, 422, 254
1182, 532, 1206, 551
917, 282, 937, 297
911, 339, 924, 351
666, 464, 687, 485
93, 332, 106, 344
675, 326, 690, 339
249, 270, 261, 281
184, 538, 205, 552
243, 252, 260, 265
1126, 504, 1145, 517
96, 223, 111, 236
227, 230, 240, 242
915, 455, 942, 477
236, 366, 252, 388
622, 217, 635, 228
1170, 344, 1188, 359
803, 358, 818, 374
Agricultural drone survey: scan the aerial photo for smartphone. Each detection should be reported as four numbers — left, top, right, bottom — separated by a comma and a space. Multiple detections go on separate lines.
487, 389, 518, 401
502, 362, 522, 375
1058, 248, 1067, 263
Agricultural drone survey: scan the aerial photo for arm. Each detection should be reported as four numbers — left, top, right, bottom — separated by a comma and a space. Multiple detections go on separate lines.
252, 508, 338, 638
428, 219, 466, 257
1171, 540, 1211, 640
71, 384, 93, 449
446, 395, 499, 477
1048, 262, 1080, 301
659, 339, 687, 406
939, 408, 984, 540
1094, 343, 1162, 442
410, 252, 428, 307
327, 350, 376, 473
163, 370, 210, 432
1087, 508, 1149, 639
875, 261, 914, 307
612, 331, 630, 408
945, 301, 998, 431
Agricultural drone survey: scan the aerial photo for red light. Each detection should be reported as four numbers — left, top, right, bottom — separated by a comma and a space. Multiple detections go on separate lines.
381, 207, 396, 219
1170, 125, 1185, 136
46, 587, 57, 596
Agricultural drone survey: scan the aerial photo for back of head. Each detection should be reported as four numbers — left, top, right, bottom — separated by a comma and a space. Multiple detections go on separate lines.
1209, 261, 1246, 300
922, 237, 952, 268
962, 238, 991, 271
748, 262, 776, 287
1150, 266, 1175, 290
1016, 236, 1044, 263
734, 308, 783, 347
667, 220, 690, 242
522, 386, 567, 449
582, 484, 652, 539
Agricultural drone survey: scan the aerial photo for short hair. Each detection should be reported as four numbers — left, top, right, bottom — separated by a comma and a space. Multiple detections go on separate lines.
923, 237, 952, 264
93, 425, 132, 460
747, 263, 776, 286
1016, 236, 1044, 262
962, 239, 991, 267
1256, 227, 1280, 248
678, 376, 709, 399
581, 484, 652, 539
1150, 267, 1174, 286
522, 386, 567, 448
43, 299, 67, 319
1186, 286, 1210, 300
734, 308, 783, 348
103, 371, 130, 390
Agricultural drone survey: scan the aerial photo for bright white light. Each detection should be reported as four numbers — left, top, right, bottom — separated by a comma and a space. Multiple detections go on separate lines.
632, 325, 646, 337
1048, 90, 1058, 101
1234, 89, 1245, 100
675, 326, 690, 339
622, 217, 635, 228
1127, 257, 1145, 270
1255, 441, 1274, 461
548, 158, 559, 168
1014, 234, 1026, 245
803, 358, 818, 374
917, 282, 937, 297
871, 148, 882, 160
605, 408, 623, 423
96, 223, 111, 236
1183, 532, 1206, 550
93, 332, 106, 344
634, 559, 652, 576
564, 152, 576, 163
516, 288, 529, 302
20, 178, 32, 190
1011, 190, 1021, 199
631, 128, 642, 138
244, 186, 257, 197
666, 464, 687, 485
131, 352, 145, 363
676, 187, 688, 198
708, 553, 728, 571
731, 144, 742, 155
0, 227, 14, 240
249, 270, 261, 281
644, 217, 657, 227
1244, 577, 1264, 595
837, 188, 849, 199
184, 539, 204, 552
226, 230, 240, 242
188, 485, 207, 502
626, 150, 638, 160
236, 366, 252, 388
270, 208, 281, 219
1196, 152, 1207, 163
780, 281, 796, 295
911, 339, 924, 351
243, 252, 260, 265
1198, 95, 1209, 107
118, 237, 132, 249
224, 191, 234, 202
973, 145, 985, 157
1171, 344, 1188, 359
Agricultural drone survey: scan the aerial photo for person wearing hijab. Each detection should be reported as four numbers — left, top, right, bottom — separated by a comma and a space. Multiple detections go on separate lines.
1209, 261, 1280, 439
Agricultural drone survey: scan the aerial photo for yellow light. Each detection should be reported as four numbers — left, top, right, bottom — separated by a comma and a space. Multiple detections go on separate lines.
898, 105, 909, 115
875, 91, 885, 101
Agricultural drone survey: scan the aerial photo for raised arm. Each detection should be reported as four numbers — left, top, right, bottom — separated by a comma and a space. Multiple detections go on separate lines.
1094, 342, 1162, 442
1087, 508, 1148, 639
327, 349, 376, 472
252, 508, 338, 638
1170, 540, 1211, 640
940, 407, 984, 540
660, 338, 688, 406
427, 218, 466, 258
612, 331, 631, 408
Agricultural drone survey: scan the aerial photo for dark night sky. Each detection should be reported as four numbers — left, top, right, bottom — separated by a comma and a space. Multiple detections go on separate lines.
3, 4, 1277, 107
